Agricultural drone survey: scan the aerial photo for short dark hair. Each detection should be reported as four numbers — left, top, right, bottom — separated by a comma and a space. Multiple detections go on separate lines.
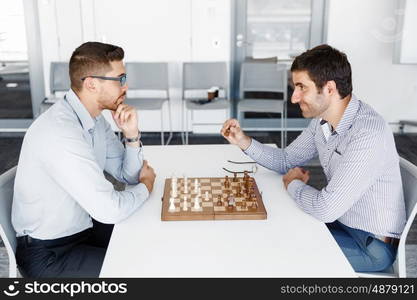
291, 44, 352, 98
69, 42, 124, 92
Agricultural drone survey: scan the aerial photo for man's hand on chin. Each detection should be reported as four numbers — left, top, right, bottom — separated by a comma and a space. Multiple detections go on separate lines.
111, 103, 139, 138
282, 167, 310, 189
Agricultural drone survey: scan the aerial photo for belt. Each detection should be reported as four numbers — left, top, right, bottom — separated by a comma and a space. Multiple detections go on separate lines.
17, 229, 91, 247
17, 235, 47, 246
374, 235, 400, 247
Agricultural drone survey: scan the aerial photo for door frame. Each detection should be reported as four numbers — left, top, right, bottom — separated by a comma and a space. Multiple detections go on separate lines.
0, 0, 45, 132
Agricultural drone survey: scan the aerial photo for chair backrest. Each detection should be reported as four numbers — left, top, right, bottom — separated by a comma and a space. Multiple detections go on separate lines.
182, 62, 228, 96
126, 62, 169, 92
0, 166, 18, 277
50, 62, 70, 94
239, 62, 287, 100
397, 157, 417, 277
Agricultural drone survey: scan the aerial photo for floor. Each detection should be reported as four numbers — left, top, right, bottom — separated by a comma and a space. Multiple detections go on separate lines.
1, 131, 417, 277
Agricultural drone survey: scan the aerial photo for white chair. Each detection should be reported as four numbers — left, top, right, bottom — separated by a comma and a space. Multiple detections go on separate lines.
125, 62, 172, 145
0, 166, 18, 278
181, 62, 230, 145
357, 157, 417, 278
237, 62, 288, 148
40, 62, 70, 114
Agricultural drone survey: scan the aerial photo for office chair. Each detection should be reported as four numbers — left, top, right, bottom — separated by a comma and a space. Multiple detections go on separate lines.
182, 62, 230, 144
237, 62, 288, 148
357, 157, 417, 278
0, 166, 18, 277
125, 62, 172, 145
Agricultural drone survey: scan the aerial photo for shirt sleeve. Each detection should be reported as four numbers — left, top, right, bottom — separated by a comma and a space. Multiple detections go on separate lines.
287, 126, 385, 223
43, 125, 149, 224
103, 119, 143, 185
244, 119, 319, 174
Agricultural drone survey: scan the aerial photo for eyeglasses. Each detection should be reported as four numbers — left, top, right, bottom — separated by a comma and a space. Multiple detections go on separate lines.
222, 160, 258, 174
81, 74, 127, 87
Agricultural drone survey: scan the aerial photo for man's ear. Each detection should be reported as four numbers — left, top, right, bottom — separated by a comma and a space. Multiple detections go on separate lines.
325, 80, 337, 96
83, 77, 97, 93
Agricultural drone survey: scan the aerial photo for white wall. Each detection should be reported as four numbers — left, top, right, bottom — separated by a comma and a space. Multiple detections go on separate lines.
37, 0, 231, 133
327, 0, 417, 129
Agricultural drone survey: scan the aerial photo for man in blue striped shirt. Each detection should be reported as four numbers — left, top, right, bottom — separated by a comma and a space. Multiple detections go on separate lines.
222, 44, 406, 272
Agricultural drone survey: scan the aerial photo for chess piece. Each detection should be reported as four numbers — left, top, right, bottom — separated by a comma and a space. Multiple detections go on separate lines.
193, 195, 201, 209
194, 178, 199, 193
169, 197, 176, 212
224, 128, 230, 137
171, 177, 178, 198
204, 191, 209, 201
224, 176, 230, 188
183, 195, 188, 211
236, 184, 242, 197
241, 199, 247, 209
184, 176, 188, 194
243, 171, 249, 182
228, 194, 235, 207
216, 195, 223, 206
233, 173, 238, 182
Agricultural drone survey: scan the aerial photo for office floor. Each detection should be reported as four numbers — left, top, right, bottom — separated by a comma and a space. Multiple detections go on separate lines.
0, 131, 416, 277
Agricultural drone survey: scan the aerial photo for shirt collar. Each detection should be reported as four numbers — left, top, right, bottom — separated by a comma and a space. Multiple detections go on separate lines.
334, 94, 360, 135
320, 94, 360, 136
65, 89, 98, 132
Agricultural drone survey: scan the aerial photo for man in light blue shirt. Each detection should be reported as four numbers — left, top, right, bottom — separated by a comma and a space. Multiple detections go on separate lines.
12, 42, 156, 277
221, 45, 406, 272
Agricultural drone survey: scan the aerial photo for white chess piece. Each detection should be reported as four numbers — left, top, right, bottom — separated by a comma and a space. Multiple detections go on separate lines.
169, 197, 176, 212
193, 195, 201, 210
183, 195, 188, 211
171, 177, 178, 198
194, 178, 199, 193
204, 191, 209, 201
184, 176, 188, 194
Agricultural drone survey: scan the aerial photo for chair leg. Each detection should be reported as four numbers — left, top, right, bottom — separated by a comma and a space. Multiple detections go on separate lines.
284, 103, 287, 148
281, 111, 284, 149
160, 110, 164, 145
181, 101, 185, 144
166, 100, 173, 145
185, 107, 189, 145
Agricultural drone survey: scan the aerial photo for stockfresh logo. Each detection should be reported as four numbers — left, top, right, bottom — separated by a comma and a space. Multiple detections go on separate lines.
3, 281, 20, 297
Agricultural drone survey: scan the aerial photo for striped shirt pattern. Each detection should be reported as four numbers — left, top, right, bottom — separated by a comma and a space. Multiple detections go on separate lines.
244, 94, 406, 238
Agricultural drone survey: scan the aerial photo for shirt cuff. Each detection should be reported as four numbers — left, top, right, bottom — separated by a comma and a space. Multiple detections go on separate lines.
243, 138, 263, 161
287, 179, 306, 200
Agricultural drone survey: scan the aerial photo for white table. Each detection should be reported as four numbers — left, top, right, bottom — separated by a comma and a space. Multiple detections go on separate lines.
100, 144, 356, 277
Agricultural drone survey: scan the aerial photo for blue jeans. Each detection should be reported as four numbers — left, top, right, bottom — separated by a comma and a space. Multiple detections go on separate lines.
326, 221, 397, 272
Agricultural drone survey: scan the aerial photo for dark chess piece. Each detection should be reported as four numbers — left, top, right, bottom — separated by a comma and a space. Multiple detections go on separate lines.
224, 176, 230, 189
243, 171, 249, 182
233, 173, 238, 182
216, 195, 223, 206
236, 184, 242, 197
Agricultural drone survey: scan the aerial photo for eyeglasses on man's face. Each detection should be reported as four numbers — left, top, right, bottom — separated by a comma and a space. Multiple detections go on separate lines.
81, 74, 127, 87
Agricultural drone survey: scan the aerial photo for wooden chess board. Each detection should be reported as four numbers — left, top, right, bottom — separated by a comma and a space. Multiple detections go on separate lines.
161, 175, 267, 221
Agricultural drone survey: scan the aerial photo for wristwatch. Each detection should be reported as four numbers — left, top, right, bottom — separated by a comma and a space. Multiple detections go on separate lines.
124, 131, 141, 143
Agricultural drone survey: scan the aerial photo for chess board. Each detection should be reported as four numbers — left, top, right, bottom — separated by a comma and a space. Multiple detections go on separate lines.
161, 175, 267, 221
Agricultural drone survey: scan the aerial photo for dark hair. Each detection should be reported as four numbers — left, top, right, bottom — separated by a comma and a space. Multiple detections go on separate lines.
291, 44, 352, 98
69, 42, 124, 91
